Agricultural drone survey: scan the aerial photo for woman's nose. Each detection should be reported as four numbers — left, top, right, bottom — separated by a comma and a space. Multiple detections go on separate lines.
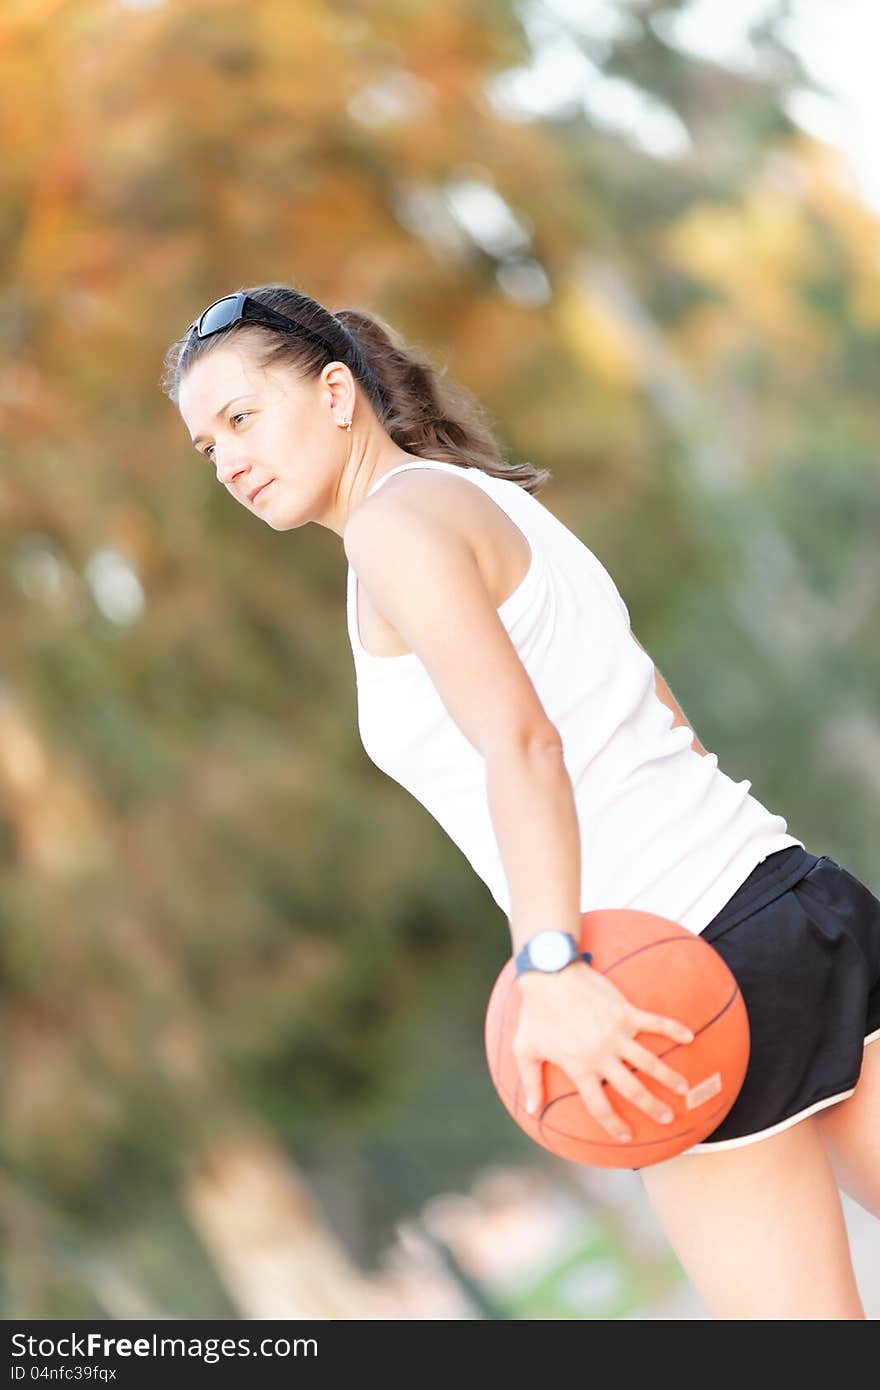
214, 448, 246, 487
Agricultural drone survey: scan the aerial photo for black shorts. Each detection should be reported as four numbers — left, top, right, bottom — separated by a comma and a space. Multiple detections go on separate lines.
638, 845, 880, 1163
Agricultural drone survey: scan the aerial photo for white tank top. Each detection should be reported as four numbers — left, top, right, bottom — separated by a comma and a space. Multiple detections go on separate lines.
346, 459, 803, 935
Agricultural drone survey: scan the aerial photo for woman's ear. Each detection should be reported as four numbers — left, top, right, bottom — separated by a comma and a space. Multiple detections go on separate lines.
320, 360, 356, 425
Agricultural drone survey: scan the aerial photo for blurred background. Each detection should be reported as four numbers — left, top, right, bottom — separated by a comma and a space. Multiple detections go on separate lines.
2, 0, 878, 1319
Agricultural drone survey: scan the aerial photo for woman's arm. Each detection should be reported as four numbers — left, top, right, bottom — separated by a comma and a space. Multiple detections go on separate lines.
484, 737, 583, 953
633, 636, 710, 758
344, 494, 585, 953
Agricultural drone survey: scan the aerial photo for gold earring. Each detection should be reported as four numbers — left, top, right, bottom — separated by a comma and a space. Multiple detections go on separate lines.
341, 416, 352, 431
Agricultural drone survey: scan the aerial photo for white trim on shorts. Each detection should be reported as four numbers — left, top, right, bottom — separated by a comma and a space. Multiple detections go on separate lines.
684, 1028, 880, 1155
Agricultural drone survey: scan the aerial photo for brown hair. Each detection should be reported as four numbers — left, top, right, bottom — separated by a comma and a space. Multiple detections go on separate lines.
160, 282, 551, 494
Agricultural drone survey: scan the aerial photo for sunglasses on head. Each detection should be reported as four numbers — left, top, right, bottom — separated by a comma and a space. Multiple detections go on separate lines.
187, 292, 336, 356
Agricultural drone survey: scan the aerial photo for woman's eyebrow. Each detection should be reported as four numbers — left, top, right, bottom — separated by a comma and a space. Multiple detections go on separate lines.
191, 394, 253, 447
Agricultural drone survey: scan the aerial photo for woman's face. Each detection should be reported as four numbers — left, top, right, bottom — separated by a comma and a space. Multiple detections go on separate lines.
178, 342, 353, 532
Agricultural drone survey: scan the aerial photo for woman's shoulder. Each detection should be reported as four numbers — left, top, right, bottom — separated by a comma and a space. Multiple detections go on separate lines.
354, 465, 532, 612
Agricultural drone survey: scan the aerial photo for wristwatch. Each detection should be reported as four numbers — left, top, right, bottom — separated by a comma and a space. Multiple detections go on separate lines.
514, 929, 593, 978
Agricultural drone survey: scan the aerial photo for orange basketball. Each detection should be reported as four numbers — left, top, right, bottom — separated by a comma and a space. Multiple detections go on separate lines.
485, 907, 750, 1168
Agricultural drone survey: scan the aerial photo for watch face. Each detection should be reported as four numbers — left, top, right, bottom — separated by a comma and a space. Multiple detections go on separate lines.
529, 930, 574, 971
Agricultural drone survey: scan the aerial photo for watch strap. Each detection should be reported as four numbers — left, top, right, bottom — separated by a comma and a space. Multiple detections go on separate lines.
514, 933, 593, 978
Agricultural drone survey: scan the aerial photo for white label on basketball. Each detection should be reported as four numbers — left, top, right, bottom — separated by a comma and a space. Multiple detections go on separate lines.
686, 1073, 722, 1110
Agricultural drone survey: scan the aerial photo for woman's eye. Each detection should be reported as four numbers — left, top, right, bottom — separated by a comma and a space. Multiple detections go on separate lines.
203, 413, 250, 461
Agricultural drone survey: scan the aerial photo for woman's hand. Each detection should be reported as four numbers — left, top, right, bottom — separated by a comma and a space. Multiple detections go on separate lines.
514, 961, 694, 1143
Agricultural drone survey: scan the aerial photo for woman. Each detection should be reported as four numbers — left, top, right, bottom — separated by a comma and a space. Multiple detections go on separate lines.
163, 284, 879, 1319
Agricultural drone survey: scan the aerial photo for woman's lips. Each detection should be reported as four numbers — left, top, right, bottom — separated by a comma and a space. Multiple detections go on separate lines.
251, 480, 274, 502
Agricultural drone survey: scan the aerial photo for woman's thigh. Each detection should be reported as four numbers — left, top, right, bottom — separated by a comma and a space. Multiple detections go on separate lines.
816, 1035, 880, 1218
638, 1114, 865, 1319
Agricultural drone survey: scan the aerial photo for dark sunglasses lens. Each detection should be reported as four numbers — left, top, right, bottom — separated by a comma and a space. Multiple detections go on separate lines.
197, 297, 242, 337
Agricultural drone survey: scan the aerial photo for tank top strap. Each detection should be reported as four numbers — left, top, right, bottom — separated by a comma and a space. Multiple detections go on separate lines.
364, 460, 542, 560
366, 459, 479, 498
